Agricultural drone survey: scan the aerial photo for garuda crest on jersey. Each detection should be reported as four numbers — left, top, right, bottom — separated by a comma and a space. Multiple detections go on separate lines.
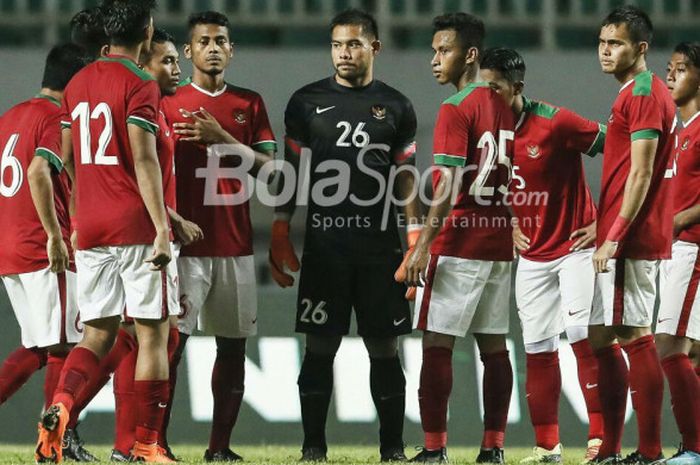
682, 137, 690, 151
526, 144, 541, 159
233, 110, 247, 124
371, 104, 386, 120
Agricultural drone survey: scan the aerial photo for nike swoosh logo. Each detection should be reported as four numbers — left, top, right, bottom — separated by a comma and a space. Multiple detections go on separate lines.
393, 318, 407, 326
315, 106, 336, 114
657, 318, 673, 324
586, 383, 598, 389
568, 308, 586, 316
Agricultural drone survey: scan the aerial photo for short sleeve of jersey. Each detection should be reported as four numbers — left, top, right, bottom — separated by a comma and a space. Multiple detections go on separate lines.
284, 92, 309, 147
60, 97, 71, 129
35, 111, 64, 173
250, 95, 277, 153
433, 103, 469, 167
392, 98, 417, 166
628, 93, 663, 140
555, 108, 607, 156
126, 80, 160, 135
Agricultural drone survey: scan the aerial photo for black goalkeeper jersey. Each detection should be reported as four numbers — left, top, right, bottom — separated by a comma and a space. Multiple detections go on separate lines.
285, 76, 417, 264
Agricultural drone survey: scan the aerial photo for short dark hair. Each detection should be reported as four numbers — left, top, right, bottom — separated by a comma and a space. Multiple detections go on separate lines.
70, 7, 108, 58
139, 28, 175, 64
481, 47, 526, 83
433, 12, 485, 56
188, 11, 229, 41
674, 42, 700, 69
102, 0, 157, 47
41, 43, 91, 91
602, 5, 653, 45
330, 8, 379, 40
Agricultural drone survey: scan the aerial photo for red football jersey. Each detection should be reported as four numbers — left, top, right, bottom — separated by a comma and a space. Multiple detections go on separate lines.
61, 55, 163, 250
429, 82, 516, 261
157, 108, 176, 210
597, 71, 676, 259
673, 112, 700, 244
0, 94, 71, 275
512, 98, 603, 261
161, 80, 277, 257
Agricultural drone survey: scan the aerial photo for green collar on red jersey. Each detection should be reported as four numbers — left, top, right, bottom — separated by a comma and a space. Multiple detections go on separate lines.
522, 95, 559, 119
98, 56, 155, 81
35, 93, 61, 107
442, 81, 489, 106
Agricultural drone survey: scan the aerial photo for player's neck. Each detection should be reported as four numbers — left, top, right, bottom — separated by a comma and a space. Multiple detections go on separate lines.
334, 72, 373, 89
679, 97, 700, 124
455, 66, 479, 91
615, 58, 647, 85
192, 71, 226, 94
107, 45, 142, 63
38, 88, 63, 102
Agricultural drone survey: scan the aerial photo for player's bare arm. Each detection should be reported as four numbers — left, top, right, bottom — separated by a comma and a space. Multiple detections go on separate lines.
167, 206, 203, 245
392, 168, 423, 299
404, 166, 458, 286
674, 205, 700, 237
61, 126, 79, 251
173, 107, 274, 176
27, 156, 69, 273
128, 124, 171, 270
593, 137, 657, 273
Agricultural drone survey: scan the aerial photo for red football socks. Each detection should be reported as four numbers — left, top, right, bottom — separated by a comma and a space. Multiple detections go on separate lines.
526, 351, 560, 449
53, 346, 99, 413
208, 339, 246, 452
622, 336, 663, 459
571, 339, 603, 440
0, 346, 47, 405
594, 344, 628, 457
419, 347, 453, 449
661, 353, 700, 453
113, 345, 137, 455
69, 329, 136, 428
44, 353, 67, 410
481, 351, 512, 449
134, 380, 169, 445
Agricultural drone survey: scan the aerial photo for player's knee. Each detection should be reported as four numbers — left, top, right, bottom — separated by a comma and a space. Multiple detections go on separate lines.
474, 333, 507, 354
614, 325, 651, 344
306, 334, 342, 356
45, 343, 71, 357
422, 331, 455, 350
587, 324, 616, 350
363, 336, 398, 358
525, 336, 559, 354
215, 336, 246, 357
655, 333, 692, 360
565, 325, 588, 344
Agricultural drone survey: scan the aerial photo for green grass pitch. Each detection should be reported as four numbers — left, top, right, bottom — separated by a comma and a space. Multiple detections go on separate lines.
0, 445, 594, 465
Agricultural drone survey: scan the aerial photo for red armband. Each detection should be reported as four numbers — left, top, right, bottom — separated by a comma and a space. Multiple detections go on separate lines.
606, 215, 630, 243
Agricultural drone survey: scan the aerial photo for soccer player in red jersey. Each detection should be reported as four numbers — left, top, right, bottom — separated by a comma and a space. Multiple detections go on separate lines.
401, 13, 515, 464
0, 42, 87, 415
36, 1, 178, 463
160, 11, 276, 462
590, 6, 676, 465
656, 42, 700, 465
480, 47, 605, 463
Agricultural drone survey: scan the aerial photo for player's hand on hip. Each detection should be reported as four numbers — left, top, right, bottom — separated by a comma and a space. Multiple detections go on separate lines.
269, 220, 300, 287
173, 218, 204, 245
174, 107, 231, 145
592, 240, 617, 273
146, 231, 172, 271
47, 235, 69, 274
394, 226, 423, 300
570, 220, 596, 252
512, 224, 531, 253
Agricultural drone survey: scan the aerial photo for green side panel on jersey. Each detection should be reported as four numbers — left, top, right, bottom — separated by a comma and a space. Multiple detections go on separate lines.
99, 57, 155, 81
252, 141, 278, 153
585, 123, 607, 157
522, 96, 559, 119
178, 77, 192, 87
434, 153, 467, 167
127, 116, 159, 135
442, 81, 490, 106
631, 128, 660, 141
632, 70, 653, 96
35, 148, 63, 172
35, 93, 61, 108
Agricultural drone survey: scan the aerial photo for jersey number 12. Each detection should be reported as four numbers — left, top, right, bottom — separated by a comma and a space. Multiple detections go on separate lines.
72, 102, 118, 166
